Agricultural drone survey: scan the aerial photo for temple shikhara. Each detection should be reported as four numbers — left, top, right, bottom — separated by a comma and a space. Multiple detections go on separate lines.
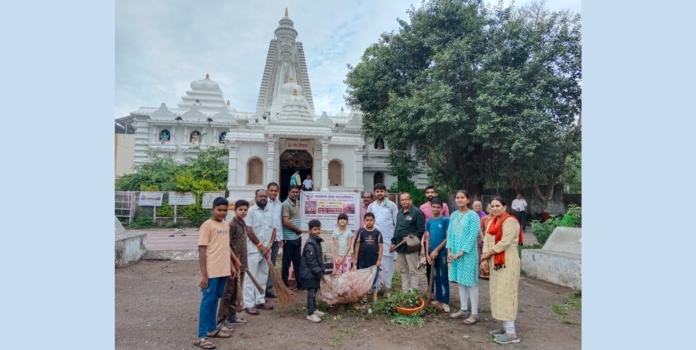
116, 10, 427, 199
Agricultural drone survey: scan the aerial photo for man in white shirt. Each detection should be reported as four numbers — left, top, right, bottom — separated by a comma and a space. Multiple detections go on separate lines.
302, 175, 314, 191
243, 189, 276, 315
264, 182, 283, 298
511, 193, 528, 232
367, 183, 398, 291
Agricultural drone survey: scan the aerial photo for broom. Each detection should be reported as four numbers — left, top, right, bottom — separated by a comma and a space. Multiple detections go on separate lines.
265, 258, 293, 307
244, 268, 265, 294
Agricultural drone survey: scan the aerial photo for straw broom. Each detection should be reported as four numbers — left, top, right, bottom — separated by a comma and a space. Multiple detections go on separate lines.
266, 258, 293, 307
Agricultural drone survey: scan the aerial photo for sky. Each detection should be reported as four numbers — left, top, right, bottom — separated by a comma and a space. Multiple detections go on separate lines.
115, 0, 581, 119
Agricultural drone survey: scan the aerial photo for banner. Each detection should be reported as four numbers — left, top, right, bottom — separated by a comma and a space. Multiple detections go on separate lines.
138, 192, 163, 206
300, 192, 360, 230
168, 192, 196, 206
202, 192, 226, 209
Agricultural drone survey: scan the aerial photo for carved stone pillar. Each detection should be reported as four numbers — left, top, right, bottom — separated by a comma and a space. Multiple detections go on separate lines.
321, 136, 330, 192
226, 140, 240, 190
354, 146, 364, 191
265, 133, 276, 185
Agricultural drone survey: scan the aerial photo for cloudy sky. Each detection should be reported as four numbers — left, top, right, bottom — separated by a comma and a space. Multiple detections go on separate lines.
115, 0, 580, 119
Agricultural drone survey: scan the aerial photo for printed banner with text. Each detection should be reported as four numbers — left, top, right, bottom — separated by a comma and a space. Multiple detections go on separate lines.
168, 192, 196, 206
300, 192, 360, 230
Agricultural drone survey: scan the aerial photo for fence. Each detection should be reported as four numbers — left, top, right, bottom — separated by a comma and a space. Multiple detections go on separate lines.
115, 191, 228, 227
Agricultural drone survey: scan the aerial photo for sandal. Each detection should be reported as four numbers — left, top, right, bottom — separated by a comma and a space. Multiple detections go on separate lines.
463, 314, 479, 325
449, 310, 471, 319
193, 338, 216, 349
207, 328, 232, 338
220, 316, 247, 327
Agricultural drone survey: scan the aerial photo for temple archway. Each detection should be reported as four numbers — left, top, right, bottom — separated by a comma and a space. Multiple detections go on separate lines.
279, 149, 313, 201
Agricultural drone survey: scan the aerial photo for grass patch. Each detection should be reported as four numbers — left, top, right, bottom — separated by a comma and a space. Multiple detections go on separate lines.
330, 333, 343, 348
551, 303, 568, 315
389, 313, 424, 329
307, 340, 317, 346
564, 290, 582, 309
562, 317, 580, 327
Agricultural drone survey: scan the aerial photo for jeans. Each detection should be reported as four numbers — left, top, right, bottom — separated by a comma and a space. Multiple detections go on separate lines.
266, 241, 280, 294
307, 288, 317, 315
198, 276, 227, 338
431, 249, 449, 304
514, 210, 526, 231
282, 238, 302, 288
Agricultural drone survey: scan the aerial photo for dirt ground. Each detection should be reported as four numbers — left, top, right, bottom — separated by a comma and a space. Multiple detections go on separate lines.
116, 259, 580, 350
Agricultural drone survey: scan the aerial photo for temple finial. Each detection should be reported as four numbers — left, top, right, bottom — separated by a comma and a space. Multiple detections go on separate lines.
341, 107, 344, 112
205, 73, 209, 79
285, 7, 288, 16
226, 100, 230, 105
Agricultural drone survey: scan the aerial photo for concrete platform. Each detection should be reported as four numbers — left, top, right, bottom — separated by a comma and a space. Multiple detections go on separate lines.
115, 217, 147, 267
522, 227, 581, 289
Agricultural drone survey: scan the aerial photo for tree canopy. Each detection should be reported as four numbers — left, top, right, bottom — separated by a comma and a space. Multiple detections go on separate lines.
345, 0, 581, 210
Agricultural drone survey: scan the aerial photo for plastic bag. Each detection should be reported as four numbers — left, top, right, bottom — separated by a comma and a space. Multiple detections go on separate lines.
318, 265, 377, 305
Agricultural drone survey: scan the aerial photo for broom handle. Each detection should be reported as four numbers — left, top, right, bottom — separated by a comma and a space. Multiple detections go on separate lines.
245, 268, 265, 293
428, 261, 434, 302
391, 241, 406, 251
236, 271, 242, 308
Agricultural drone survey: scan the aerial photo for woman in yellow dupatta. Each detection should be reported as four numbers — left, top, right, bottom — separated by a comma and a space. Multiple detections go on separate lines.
480, 197, 521, 345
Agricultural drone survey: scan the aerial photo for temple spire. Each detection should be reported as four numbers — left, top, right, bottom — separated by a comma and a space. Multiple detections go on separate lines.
285, 7, 288, 17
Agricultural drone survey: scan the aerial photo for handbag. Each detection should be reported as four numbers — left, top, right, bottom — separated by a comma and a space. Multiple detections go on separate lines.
405, 234, 422, 252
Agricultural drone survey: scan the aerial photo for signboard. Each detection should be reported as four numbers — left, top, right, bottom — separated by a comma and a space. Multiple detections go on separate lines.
138, 192, 163, 206
168, 192, 196, 206
202, 192, 226, 209
300, 192, 360, 230
285, 140, 310, 150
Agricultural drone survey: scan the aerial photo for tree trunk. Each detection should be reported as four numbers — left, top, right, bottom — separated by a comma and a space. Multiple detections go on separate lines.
532, 178, 557, 214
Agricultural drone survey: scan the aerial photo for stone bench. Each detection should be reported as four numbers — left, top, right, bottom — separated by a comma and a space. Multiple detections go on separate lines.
521, 227, 581, 290
115, 231, 148, 267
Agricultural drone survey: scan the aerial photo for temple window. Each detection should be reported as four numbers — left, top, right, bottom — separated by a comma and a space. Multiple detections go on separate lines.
329, 159, 343, 186
374, 138, 385, 150
159, 129, 171, 143
247, 157, 264, 185
190, 130, 201, 144
219, 132, 227, 144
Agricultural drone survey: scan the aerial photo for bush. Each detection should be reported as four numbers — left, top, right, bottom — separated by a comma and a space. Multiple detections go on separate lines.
531, 216, 560, 245
532, 205, 582, 244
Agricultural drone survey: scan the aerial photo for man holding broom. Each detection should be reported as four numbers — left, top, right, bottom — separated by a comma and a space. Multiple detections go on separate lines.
242, 189, 275, 315
216, 200, 250, 329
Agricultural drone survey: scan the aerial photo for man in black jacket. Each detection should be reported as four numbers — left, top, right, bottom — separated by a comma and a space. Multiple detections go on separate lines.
391, 192, 425, 292
299, 219, 325, 323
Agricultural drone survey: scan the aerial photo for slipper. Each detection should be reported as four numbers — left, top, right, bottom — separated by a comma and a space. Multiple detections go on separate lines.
193, 339, 217, 349
449, 310, 470, 319
463, 315, 479, 325
225, 316, 247, 325
207, 329, 232, 338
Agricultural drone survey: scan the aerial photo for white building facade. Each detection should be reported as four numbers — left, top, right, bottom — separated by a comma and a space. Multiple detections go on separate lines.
124, 11, 426, 200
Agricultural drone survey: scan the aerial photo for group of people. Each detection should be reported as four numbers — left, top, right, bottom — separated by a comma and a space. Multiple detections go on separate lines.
193, 182, 523, 349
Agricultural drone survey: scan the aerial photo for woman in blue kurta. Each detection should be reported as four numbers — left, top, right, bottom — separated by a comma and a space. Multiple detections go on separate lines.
447, 190, 481, 325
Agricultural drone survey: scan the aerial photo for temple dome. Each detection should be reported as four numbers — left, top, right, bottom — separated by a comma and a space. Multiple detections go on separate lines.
190, 74, 222, 93
274, 9, 298, 40
177, 74, 230, 111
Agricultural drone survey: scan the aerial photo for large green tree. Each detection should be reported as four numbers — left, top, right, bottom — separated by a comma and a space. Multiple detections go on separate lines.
345, 0, 581, 210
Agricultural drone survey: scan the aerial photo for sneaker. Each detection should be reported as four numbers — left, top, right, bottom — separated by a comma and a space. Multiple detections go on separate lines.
313, 310, 325, 317
307, 314, 322, 323
490, 328, 506, 336
442, 304, 450, 313
494, 334, 520, 344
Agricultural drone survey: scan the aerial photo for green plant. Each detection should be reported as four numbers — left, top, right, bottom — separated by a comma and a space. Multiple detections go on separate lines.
125, 217, 158, 229
531, 216, 561, 245
561, 205, 581, 227
551, 303, 568, 315
389, 313, 424, 329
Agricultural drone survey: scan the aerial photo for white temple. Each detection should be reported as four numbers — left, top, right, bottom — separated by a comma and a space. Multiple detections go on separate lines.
121, 9, 427, 199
